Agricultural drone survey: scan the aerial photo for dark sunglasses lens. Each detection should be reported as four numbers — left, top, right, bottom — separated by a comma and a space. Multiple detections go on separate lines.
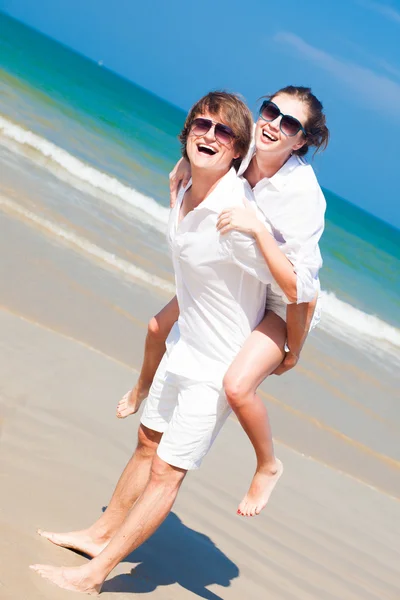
260, 101, 280, 122
192, 118, 212, 136
215, 123, 235, 145
280, 115, 302, 136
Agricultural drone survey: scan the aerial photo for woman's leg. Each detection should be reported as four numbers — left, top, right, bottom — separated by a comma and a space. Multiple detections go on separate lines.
117, 296, 179, 418
223, 310, 286, 517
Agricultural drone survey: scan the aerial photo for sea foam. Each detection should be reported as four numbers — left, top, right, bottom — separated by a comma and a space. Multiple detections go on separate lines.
0, 194, 175, 295
319, 291, 400, 364
0, 114, 170, 232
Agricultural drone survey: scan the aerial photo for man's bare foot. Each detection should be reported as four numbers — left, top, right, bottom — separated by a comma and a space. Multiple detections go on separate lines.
116, 385, 148, 419
30, 564, 101, 595
237, 459, 283, 517
37, 529, 108, 558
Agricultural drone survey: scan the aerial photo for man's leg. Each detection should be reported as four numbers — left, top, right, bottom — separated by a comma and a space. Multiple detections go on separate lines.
31, 456, 186, 594
38, 425, 162, 557
117, 296, 179, 418
32, 375, 230, 593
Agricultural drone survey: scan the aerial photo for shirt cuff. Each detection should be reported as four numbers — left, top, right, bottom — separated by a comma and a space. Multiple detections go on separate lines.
295, 270, 320, 304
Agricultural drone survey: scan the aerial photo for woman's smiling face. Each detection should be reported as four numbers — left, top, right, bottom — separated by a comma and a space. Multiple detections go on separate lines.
255, 93, 309, 159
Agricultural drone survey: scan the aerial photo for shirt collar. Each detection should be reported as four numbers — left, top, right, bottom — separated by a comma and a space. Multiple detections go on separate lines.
177, 167, 239, 214
266, 154, 305, 192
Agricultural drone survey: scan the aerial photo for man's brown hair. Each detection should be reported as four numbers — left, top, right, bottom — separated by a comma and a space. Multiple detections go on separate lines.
179, 91, 253, 170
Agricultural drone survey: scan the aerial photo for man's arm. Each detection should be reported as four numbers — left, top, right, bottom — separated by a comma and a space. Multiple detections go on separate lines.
272, 295, 317, 376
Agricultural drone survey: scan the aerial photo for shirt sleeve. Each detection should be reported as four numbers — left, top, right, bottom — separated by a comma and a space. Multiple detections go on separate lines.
269, 177, 325, 304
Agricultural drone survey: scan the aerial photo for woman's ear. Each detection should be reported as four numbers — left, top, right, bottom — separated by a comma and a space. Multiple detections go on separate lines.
292, 138, 307, 152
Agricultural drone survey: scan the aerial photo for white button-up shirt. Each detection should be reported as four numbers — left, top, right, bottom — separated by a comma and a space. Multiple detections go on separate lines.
165, 168, 276, 383
239, 144, 326, 303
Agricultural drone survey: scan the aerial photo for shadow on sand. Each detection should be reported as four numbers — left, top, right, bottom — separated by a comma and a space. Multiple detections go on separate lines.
101, 512, 239, 598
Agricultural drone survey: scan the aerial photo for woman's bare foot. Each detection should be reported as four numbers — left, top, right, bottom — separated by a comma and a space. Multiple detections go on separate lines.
237, 459, 283, 517
116, 385, 148, 419
30, 564, 101, 595
37, 528, 108, 558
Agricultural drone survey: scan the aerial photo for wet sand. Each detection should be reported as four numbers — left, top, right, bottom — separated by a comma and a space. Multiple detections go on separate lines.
1, 206, 400, 599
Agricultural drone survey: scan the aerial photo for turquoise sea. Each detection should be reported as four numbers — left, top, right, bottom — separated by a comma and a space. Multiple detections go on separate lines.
1, 12, 399, 368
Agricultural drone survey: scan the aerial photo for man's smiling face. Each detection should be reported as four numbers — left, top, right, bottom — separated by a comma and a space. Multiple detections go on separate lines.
186, 111, 239, 175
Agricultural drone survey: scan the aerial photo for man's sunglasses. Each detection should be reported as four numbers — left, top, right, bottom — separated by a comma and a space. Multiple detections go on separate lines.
191, 118, 236, 146
259, 100, 307, 137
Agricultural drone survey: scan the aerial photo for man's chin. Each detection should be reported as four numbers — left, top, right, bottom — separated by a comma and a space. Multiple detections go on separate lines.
192, 163, 231, 177
191, 160, 216, 171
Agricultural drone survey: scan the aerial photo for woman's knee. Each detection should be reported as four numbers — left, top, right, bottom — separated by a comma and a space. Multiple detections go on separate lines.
223, 371, 254, 410
147, 316, 164, 340
148, 297, 179, 342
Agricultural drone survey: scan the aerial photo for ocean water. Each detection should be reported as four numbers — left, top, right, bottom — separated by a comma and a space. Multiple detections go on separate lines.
1, 12, 399, 368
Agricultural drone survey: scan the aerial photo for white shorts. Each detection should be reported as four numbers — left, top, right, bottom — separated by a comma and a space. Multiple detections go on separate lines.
265, 289, 286, 322
266, 286, 321, 331
141, 352, 231, 471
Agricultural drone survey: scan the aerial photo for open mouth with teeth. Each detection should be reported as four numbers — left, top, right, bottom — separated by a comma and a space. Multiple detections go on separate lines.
262, 130, 278, 142
197, 144, 218, 155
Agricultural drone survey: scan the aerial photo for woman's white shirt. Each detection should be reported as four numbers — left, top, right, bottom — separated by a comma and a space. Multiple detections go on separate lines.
165, 168, 275, 382
239, 146, 326, 303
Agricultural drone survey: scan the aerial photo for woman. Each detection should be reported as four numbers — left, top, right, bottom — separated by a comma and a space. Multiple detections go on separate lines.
118, 86, 329, 517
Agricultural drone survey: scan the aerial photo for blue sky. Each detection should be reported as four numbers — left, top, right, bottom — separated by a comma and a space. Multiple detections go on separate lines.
1, 0, 399, 228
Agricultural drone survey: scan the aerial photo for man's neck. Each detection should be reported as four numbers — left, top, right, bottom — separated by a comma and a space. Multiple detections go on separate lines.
188, 167, 229, 206
244, 151, 292, 188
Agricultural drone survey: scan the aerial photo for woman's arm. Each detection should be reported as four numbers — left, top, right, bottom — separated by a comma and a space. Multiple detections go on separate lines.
253, 224, 298, 302
217, 200, 297, 302
169, 158, 191, 207
273, 296, 317, 375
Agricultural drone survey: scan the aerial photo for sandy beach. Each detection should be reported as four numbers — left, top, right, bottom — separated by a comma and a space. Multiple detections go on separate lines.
1, 205, 400, 600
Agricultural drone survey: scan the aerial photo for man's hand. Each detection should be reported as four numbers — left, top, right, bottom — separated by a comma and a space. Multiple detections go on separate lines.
272, 350, 299, 376
169, 158, 191, 207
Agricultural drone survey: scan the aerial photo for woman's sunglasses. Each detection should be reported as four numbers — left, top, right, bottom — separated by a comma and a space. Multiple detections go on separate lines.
259, 100, 307, 137
191, 117, 236, 146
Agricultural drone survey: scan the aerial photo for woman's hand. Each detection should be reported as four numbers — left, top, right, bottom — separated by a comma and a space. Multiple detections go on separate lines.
217, 198, 264, 236
272, 350, 299, 376
169, 158, 191, 207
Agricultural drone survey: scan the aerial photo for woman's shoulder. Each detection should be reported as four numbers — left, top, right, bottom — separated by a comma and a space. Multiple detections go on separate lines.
290, 155, 319, 184
287, 157, 325, 199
